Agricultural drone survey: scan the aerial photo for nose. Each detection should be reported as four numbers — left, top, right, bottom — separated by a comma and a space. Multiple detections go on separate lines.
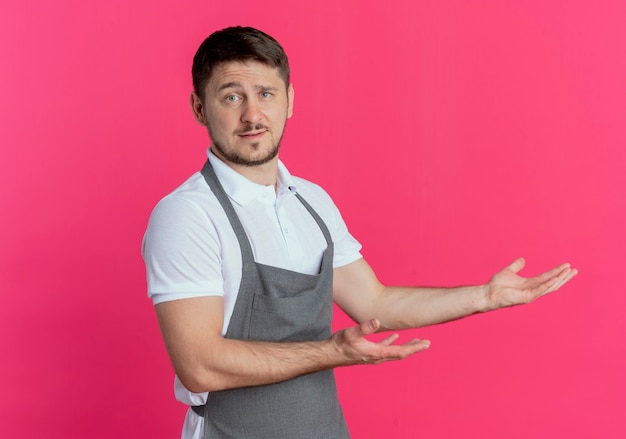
240, 99, 263, 124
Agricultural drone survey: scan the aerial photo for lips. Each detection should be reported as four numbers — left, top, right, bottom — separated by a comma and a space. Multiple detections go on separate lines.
239, 130, 267, 139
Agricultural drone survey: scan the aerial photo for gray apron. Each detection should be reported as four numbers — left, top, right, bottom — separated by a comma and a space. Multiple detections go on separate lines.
192, 161, 351, 439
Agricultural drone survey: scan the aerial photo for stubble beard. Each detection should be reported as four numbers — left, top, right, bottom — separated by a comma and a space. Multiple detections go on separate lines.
210, 123, 284, 167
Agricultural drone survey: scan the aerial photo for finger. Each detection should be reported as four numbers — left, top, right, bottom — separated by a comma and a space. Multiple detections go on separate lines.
534, 267, 577, 297
545, 267, 570, 286
379, 333, 400, 346
532, 262, 572, 284
360, 318, 380, 336
406, 338, 431, 348
401, 338, 431, 354
507, 257, 526, 274
530, 274, 562, 297
546, 267, 578, 293
382, 339, 431, 361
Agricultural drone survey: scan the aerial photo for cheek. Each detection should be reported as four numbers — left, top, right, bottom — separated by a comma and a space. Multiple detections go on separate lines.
205, 119, 225, 142
206, 114, 234, 134
270, 107, 290, 123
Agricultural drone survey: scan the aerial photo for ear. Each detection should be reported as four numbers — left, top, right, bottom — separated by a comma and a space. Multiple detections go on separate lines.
190, 92, 207, 126
287, 84, 294, 119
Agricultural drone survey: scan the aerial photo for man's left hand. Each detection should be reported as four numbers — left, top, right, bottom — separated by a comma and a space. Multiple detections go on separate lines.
485, 258, 578, 311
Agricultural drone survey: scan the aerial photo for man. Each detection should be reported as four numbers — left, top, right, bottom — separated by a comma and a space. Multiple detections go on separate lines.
142, 26, 577, 439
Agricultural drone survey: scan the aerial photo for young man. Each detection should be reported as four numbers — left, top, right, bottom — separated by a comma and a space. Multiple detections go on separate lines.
142, 26, 577, 439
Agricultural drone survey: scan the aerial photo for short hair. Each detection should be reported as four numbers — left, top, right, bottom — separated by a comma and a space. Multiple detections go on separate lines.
192, 26, 290, 100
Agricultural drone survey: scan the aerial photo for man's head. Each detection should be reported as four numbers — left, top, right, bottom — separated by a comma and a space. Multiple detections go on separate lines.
192, 26, 290, 102
190, 27, 295, 173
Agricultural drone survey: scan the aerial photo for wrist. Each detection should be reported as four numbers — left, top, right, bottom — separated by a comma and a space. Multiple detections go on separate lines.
475, 283, 493, 313
328, 332, 352, 366
328, 329, 364, 367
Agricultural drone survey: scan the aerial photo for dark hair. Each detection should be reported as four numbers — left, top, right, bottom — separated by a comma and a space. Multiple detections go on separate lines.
192, 26, 290, 100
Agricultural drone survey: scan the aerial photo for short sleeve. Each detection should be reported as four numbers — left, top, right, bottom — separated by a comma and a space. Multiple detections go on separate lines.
324, 195, 363, 269
142, 194, 225, 306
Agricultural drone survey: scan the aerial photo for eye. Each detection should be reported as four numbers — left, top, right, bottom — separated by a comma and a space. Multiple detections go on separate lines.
225, 95, 240, 103
260, 91, 272, 99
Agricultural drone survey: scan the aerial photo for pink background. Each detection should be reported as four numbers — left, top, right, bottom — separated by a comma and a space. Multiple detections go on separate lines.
1, 1, 625, 437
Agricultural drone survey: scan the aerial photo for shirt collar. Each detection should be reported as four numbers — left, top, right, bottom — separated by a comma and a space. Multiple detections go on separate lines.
207, 148, 298, 206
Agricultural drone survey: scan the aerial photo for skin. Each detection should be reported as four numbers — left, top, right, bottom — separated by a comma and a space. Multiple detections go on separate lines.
156, 60, 579, 393
190, 61, 294, 186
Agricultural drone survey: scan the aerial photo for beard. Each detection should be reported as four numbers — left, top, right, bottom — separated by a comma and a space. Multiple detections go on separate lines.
209, 123, 283, 167
212, 140, 280, 167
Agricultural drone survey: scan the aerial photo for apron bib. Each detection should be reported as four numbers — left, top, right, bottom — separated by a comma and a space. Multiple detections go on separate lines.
192, 161, 350, 439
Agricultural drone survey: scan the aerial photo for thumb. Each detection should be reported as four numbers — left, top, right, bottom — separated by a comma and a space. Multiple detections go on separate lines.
361, 319, 380, 336
507, 257, 526, 274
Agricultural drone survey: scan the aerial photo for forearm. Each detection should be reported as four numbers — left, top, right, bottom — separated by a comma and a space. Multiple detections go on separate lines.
345, 258, 576, 331
156, 297, 353, 394
176, 322, 430, 394
373, 284, 490, 331
158, 295, 432, 394
181, 337, 346, 393
332, 256, 576, 351
334, 259, 491, 330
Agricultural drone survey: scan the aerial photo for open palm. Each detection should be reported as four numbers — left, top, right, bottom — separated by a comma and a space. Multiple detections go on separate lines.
487, 257, 577, 310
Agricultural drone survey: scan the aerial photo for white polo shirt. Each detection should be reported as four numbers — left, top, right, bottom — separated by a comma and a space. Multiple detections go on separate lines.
142, 149, 362, 438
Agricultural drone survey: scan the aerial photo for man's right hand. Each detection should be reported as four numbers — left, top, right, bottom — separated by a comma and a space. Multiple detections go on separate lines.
331, 318, 431, 366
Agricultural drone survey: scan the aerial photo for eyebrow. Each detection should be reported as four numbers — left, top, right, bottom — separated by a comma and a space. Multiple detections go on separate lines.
217, 82, 278, 93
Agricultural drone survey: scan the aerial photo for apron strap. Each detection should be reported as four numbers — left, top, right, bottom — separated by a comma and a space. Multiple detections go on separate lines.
294, 192, 333, 247
200, 160, 255, 264
201, 159, 334, 254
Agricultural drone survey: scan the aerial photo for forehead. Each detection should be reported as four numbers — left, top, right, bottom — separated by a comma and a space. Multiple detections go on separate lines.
206, 61, 285, 91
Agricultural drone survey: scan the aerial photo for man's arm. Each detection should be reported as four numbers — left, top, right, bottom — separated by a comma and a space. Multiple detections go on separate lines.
333, 257, 578, 331
155, 296, 431, 393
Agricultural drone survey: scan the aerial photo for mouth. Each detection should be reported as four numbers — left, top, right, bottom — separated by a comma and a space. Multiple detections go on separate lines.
238, 130, 267, 140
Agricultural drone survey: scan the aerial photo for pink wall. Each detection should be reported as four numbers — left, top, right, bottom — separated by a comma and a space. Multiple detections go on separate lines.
1, 1, 624, 437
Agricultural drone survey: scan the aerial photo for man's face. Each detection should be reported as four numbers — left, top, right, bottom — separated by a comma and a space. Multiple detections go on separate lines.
191, 61, 294, 167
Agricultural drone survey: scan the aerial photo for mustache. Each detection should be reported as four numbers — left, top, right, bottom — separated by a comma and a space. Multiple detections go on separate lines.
238, 124, 269, 133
